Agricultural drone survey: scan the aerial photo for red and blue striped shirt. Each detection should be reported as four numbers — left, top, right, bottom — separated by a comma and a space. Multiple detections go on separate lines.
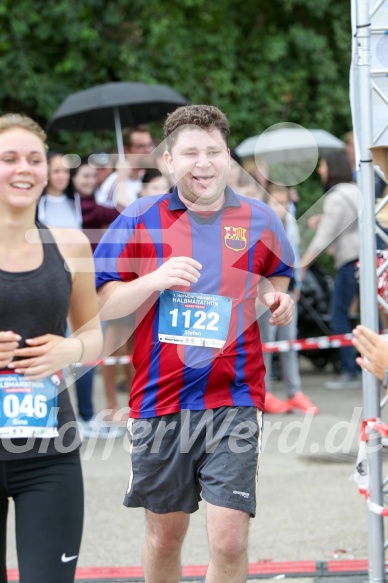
94, 187, 294, 418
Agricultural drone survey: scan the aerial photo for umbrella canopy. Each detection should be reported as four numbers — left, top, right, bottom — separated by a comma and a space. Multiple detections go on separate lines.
47, 82, 187, 132
236, 127, 345, 163
46, 82, 187, 157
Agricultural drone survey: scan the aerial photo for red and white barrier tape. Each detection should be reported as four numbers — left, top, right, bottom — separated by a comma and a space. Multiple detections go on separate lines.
75, 332, 354, 367
262, 332, 354, 353
354, 418, 388, 517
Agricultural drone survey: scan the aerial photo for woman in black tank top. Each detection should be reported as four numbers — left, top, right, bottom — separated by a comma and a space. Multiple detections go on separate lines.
0, 114, 102, 583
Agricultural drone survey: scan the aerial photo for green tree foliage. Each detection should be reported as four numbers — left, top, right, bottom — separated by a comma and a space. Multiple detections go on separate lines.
0, 0, 352, 147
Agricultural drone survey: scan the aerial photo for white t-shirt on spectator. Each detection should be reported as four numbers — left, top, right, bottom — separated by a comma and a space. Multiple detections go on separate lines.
95, 171, 142, 208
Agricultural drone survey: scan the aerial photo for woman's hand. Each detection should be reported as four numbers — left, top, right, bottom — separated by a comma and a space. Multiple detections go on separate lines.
352, 325, 388, 381
0, 331, 21, 368
7, 334, 83, 380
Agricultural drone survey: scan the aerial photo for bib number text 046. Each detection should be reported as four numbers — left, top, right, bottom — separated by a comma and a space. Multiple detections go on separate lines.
3, 394, 48, 419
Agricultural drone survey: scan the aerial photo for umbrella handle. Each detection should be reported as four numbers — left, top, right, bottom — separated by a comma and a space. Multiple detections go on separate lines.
114, 107, 126, 161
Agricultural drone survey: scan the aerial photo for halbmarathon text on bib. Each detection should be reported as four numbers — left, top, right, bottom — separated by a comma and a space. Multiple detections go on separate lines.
158, 290, 233, 349
0, 372, 60, 438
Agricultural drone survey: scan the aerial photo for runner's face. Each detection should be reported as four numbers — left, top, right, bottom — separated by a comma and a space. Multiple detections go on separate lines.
164, 127, 230, 208
0, 128, 47, 209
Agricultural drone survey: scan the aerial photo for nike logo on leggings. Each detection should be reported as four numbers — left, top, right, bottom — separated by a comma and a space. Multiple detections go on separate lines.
61, 553, 78, 563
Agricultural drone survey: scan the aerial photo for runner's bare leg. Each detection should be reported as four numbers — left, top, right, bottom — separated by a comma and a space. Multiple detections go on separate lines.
142, 510, 190, 583
205, 503, 250, 583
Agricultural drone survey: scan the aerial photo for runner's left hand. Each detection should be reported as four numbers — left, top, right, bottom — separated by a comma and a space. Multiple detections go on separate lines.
262, 292, 294, 326
7, 334, 81, 380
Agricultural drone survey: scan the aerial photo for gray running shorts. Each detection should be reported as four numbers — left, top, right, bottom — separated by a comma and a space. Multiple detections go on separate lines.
124, 406, 262, 517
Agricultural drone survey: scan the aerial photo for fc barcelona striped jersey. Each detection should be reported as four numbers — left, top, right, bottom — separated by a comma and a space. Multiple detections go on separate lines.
94, 187, 294, 418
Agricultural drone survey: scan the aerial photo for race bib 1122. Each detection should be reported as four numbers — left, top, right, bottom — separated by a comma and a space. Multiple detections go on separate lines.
158, 290, 233, 349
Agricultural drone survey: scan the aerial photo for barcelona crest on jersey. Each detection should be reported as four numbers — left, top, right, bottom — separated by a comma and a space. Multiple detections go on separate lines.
224, 226, 247, 252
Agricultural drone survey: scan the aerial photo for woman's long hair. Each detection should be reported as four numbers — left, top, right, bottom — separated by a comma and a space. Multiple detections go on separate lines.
324, 151, 354, 190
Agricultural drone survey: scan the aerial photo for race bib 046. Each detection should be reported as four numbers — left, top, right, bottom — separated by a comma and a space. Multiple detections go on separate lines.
158, 290, 233, 349
0, 372, 60, 439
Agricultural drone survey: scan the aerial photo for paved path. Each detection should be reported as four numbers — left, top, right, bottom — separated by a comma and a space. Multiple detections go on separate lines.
6, 356, 387, 580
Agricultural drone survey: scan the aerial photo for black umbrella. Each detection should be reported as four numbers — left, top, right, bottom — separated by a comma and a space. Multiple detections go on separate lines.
46, 82, 187, 157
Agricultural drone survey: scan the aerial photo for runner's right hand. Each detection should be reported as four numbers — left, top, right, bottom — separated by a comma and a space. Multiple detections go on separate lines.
147, 257, 202, 292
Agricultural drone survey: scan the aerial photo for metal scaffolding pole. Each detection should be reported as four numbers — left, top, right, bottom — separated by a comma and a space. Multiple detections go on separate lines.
353, 0, 385, 580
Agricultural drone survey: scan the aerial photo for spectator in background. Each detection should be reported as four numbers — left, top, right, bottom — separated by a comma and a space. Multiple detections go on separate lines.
96, 125, 154, 208
300, 152, 361, 390
39, 154, 120, 438
244, 157, 269, 199
344, 131, 357, 182
344, 131, 388, 327
92, 151, 114, 204
154, 149, 175, 190
139, 168, 171, 197
259, 184, 319, 414
227, 148, 243, 192
69, 159, 131, 426
343, 130, 386, 197
227, 151, 266, 200
72, 158, 125, 250
287, 187, 299, 216
38, 152, 82, 229
238, 171, 265, 200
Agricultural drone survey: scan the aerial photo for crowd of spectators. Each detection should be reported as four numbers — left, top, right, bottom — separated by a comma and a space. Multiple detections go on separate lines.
34, 126, 388, 423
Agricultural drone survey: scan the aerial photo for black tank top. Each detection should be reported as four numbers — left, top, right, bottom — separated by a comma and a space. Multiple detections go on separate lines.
0, 223, 81, 460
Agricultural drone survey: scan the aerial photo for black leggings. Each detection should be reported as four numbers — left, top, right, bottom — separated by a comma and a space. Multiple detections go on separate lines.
0, 450, 83, 583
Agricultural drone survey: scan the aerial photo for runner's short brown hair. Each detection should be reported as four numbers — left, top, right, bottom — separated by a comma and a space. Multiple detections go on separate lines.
164, 105, 230, 151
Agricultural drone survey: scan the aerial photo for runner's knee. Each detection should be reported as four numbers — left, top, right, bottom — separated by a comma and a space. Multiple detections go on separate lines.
209, 530, 248, 563
208, 513, 249, 563
145, 512, 189, 555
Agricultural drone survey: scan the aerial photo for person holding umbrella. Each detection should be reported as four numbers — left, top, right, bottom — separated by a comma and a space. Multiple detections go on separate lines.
94, 104, 295, 583
92, 151, 114, 202
96, 125, 154, 208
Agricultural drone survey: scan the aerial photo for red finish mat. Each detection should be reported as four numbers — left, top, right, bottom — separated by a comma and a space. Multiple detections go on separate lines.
6, 559, 372, 581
